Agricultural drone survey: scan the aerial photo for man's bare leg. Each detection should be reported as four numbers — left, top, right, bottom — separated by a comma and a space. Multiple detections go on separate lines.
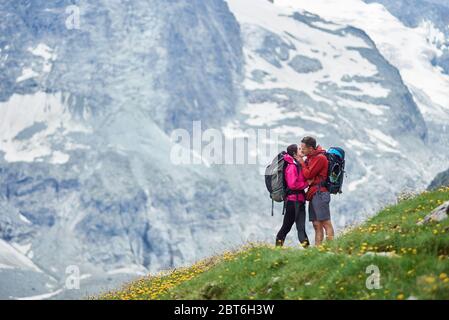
313, 221, 324, 246
322, 220, 334, 241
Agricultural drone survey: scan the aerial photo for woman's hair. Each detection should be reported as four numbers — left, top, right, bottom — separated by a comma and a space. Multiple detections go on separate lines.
287, 144, 298, 157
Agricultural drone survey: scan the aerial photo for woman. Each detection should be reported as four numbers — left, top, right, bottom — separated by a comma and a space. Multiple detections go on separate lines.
275, 144, 310, 248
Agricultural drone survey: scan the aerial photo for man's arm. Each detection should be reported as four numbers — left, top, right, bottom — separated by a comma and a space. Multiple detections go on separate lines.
298, 156, 325, 180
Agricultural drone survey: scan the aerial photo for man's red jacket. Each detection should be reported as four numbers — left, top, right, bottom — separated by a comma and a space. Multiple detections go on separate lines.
298, 145, 328, 201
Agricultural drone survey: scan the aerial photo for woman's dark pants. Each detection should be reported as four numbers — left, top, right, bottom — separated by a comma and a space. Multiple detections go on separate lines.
276, 201, 309, 247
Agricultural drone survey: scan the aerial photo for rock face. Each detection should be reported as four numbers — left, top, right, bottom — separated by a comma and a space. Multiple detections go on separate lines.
0, 0, 249, 299
428, 168, 449, 190
418, 201, 449, 225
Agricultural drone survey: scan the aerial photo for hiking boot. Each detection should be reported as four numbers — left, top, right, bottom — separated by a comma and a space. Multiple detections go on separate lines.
300, 240, 310, 249
275, 239, 284, 247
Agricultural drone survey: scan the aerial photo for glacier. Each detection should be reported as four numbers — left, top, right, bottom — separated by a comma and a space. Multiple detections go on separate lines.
0, 0, 448, 299
363, 0, 449, 75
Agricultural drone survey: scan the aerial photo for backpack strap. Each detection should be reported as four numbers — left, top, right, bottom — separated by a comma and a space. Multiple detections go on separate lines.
317, 179, 322, 195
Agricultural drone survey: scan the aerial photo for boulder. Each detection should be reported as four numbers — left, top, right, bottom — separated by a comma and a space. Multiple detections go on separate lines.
417, 201, 449, 225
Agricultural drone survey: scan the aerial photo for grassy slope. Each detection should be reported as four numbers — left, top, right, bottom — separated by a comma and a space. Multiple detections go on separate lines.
100, 187, 449, 300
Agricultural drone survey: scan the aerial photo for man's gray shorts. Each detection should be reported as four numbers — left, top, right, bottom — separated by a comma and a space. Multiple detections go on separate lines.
309, 191, 331, 222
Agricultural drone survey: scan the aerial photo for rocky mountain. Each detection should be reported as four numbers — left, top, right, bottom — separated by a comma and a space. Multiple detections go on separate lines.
226, 0, 448, 223
0, 0, 251, 299
428, 168, 449, 189
282, 0, 449, 145
364, 0, 449, 75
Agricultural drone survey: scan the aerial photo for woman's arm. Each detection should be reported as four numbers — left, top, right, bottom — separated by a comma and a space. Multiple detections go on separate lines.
285, 165, 309, 190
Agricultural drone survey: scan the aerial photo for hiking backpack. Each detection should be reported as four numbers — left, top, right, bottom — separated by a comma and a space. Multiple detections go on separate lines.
265, 151, 305, 216
322, 147, 346, 194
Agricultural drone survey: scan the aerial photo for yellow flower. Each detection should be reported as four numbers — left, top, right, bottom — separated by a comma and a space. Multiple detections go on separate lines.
397, 294, 405, 300
424, 276, 436, 284
439, 273, 448, 280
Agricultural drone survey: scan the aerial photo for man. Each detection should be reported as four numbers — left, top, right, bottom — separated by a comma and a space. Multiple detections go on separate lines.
295, 136, 334, 246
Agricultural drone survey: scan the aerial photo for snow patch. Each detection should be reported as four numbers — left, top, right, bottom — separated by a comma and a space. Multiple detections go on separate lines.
11, 242, 32, 256
272, 125, 324, 138
337, 98, 389, 116
241, 102, 298, 126
0, 239, 42, 273
15, 289, 63, 300
0, 92, 91, 163
19, 213, 32, 224
345, 139, 373, 151
348, 171, 370, 191
299, 114, 328, 124
275, 0, 449, 121
29, 43, 56, 73
16, 68, 39, 82
227, 0, 382, 105
107, 266, 147, 276
365, 128, 399, 153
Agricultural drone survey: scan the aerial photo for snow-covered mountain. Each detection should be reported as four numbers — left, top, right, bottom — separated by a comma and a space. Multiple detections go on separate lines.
226, 0, 448, 215
275, 0, 449, 151
0, 0, 251, 299
364, 0, 449, 75
1, 0, 448, 299
360, 0, 449, 148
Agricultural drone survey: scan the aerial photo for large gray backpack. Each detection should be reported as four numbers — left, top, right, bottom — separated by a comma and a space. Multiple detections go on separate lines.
265, 151, 304, 216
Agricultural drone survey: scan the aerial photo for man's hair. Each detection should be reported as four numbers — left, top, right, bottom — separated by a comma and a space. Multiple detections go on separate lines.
301, 136, 317, 149
286, 144, 298, 157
